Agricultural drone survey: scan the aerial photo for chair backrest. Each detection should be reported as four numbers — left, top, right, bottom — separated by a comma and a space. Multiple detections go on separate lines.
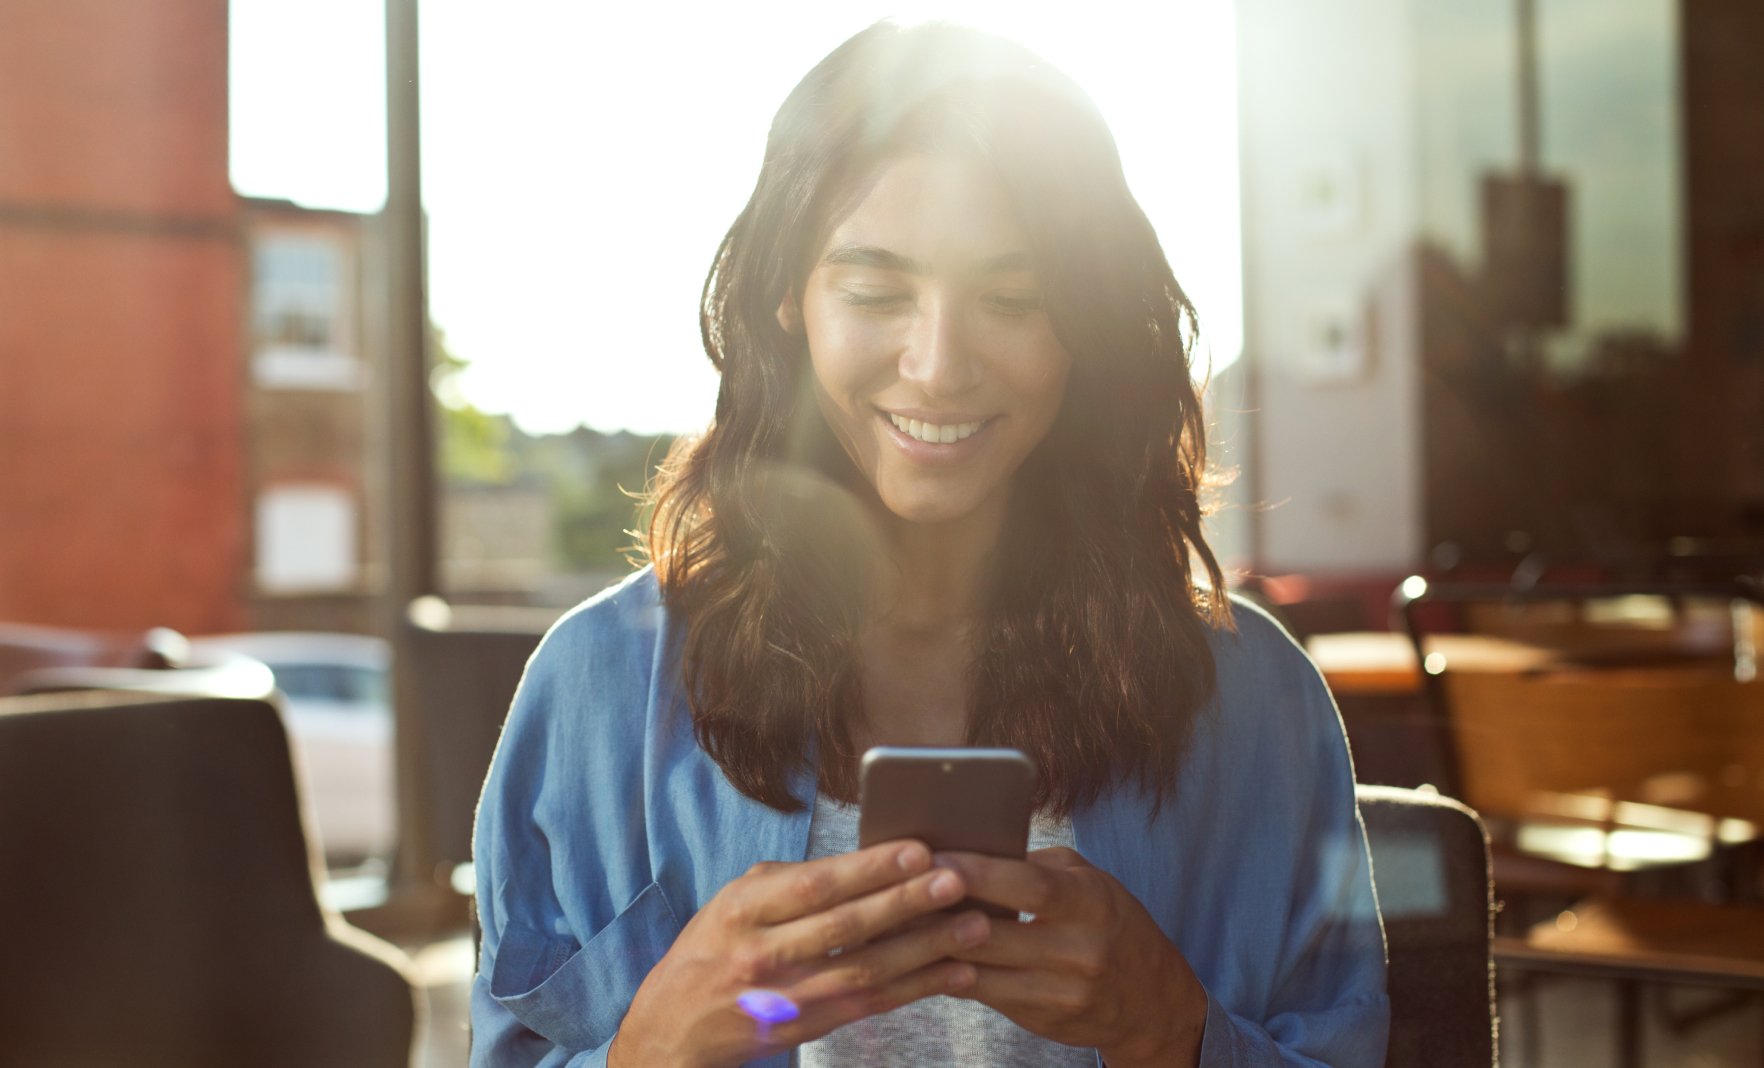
0, 622, 187, 692
1, 621, 277, 701
1440, 666, 1764, 828
1393, 578, 1764, 811
1392, 579, 1759, 665
404, 603, 553, 875
0, 690, 414, 1067
1357, 784, 1495, 1068
1455, 596, 1740, 666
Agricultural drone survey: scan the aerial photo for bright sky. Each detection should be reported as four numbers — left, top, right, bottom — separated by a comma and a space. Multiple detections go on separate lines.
231, 1, 1241, 436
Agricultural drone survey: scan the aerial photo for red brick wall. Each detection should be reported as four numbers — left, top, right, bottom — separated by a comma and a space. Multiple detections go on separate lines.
0, 0, 246, 633
0, 0, 233, 215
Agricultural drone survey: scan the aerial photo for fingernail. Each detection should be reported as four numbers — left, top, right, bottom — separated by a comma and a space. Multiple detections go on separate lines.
897, 843, 927, 872
948, 964, 977, 991
955, 914, 987, 945
930, 870, 961, 902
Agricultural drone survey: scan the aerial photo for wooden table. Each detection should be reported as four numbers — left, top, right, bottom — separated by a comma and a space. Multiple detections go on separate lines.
1503, 896, 1764, 987
1494, 896, 1764, 1068
1304, 632, 1556, 696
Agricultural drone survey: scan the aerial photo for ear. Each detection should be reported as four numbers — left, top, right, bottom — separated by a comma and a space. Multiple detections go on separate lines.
776, 290, 803, 335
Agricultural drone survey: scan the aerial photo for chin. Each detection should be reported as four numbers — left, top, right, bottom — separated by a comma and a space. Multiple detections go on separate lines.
876, 489, 984, 527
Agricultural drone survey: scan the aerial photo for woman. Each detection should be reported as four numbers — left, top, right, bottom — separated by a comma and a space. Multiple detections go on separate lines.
471, 21, 1387, 1068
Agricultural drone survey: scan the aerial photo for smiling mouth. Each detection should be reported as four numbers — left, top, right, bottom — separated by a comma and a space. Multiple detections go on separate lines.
885, 412, 991, 445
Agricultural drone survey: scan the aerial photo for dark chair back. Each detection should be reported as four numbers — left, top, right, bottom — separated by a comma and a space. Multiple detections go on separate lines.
405, 604, 553, 877
1357, 784, 1496, 1068
0, 690, 414, 1068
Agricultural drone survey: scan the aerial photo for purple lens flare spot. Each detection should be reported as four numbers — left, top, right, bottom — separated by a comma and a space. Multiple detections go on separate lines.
737, 989, 801, 1026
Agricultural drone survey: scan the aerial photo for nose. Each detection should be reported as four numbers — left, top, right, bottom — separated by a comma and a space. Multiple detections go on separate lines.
899, 296, 982, 398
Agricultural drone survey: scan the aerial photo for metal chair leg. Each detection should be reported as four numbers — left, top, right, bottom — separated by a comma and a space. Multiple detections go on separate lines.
1618, 979, 1643, 1068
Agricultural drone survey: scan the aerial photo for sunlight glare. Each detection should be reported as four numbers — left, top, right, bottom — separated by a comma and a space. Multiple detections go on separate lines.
229, 1, 1242, 435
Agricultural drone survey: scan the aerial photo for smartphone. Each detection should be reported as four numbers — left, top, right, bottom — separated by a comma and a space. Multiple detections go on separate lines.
858, 746, 1035, 918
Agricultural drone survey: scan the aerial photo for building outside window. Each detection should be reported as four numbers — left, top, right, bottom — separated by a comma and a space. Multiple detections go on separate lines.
251, 232, 363, 390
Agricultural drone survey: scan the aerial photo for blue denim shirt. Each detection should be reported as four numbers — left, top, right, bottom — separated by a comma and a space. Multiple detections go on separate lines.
471, 569, 1389, 1066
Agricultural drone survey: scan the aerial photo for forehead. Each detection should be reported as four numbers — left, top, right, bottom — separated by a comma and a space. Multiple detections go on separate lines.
817, 153, 1030, 269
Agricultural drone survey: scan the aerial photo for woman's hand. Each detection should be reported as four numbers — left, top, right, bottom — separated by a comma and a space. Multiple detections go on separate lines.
609, 840, 988, 1068
933, 847, 1209, 1068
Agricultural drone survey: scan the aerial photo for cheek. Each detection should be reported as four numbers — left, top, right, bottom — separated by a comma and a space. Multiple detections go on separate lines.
805, 320, 896, 402
807, 344, 866, 411
822, 310, 899, 351
1010, 338, 1073, 415
807, 355, 882, 473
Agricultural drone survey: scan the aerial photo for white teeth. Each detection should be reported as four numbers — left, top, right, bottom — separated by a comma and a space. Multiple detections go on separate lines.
888, 413, 985, 444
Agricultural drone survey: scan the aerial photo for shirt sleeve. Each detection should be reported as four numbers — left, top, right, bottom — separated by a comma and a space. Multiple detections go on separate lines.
468, 588, 681, 1067
470, 764, 619, 1068
1192, 612, 1390, 1067
467, 624, 609, 1067
469, 981, 611, 1068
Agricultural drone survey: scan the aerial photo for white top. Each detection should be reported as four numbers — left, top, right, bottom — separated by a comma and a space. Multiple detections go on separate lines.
794, 792, 1098, 1067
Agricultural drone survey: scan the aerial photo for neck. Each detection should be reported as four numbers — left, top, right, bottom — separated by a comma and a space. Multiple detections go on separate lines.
870, 490, 1008, 633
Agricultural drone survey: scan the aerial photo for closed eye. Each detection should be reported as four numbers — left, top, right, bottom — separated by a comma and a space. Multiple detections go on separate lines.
985, 293, 1044, 316
838, 289, 911, 309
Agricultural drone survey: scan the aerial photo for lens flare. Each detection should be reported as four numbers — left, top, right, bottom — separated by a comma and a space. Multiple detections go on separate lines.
737, 988, 801, 1042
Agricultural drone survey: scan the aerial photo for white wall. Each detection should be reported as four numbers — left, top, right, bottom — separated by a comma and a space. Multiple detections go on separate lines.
1235, 0, 1424, 573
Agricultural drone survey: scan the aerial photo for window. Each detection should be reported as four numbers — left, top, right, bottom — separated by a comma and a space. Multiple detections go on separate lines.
251, 234, 361, 389
256, 484, 359, 592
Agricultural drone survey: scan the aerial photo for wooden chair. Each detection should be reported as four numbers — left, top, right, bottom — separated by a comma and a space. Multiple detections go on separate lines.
0, 690, 416, 1067
1440, 666, 1761, 878
1393, 579, 1764, 898
1454, 596, 1744, 669
1431, 658, 1764, 1066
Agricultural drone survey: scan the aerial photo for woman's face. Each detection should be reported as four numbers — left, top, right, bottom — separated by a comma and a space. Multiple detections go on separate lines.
790, 153, 1071, 532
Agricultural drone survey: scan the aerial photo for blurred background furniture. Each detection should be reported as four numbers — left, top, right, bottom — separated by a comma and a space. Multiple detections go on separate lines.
0, 690, 415, 1067
1493, 894, 1764, 1068
189, 631, 397, 869
1434, 666, 1761, 888
1389, 577, 1764, 1066
4, 620, 407, 886
401, 598, 553, 917
1392, 577, 1764, 899
1308, 626, 1557, 791
1356, 784, 1496, 1068
0, 622, 190, 681
0, 622, 276, 701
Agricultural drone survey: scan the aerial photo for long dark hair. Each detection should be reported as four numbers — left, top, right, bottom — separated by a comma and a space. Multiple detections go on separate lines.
646, 20, 1229, 816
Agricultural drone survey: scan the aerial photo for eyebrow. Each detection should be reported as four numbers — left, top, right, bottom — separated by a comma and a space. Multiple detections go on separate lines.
821, 245, 1032, 276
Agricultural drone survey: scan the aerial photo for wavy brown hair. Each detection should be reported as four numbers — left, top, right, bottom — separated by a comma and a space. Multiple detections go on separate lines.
645, 21, 1230, 816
